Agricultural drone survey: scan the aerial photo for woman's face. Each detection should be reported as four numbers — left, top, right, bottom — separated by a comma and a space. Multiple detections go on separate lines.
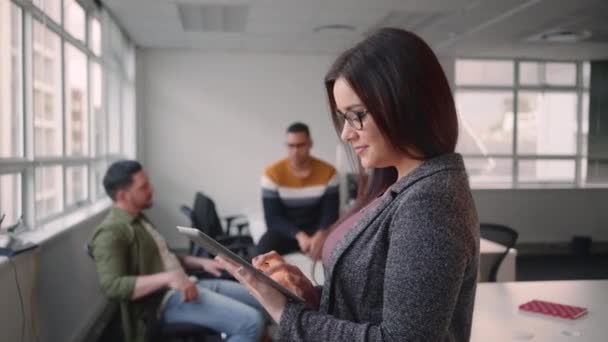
333, 77, 404, 169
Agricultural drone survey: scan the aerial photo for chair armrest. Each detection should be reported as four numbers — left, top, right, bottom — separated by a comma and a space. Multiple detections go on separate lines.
180, 205, 193, 221
235, 222, 249, 235
223, 214, 248, 234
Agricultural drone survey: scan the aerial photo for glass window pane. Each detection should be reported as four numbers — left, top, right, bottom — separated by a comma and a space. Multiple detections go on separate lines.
0, 3, 24, 158
65, 43, 88, 156
583, 62, 590, 89
35, 166, 63, 220
465, 158, 513, 185
90, 17, 102, 56
455, 91, 513, 154
455, 60, 514, 86
585, 160, 608, 184
124, 45, 135, 81
66, 165, 88, 206
546, 63, 576, 86
33, 20, 62, 157
93, 160, 108, 198
517, 91, 577, 155
519, 62, 576, 86
33, 0, 61, 23
519, 62, 540, 85
108, 74, 121, 154
64, 0, 85, 41
108, 21, 122, 65
0, 173, 22, 228
92, 63, 106, 156
581, 91, 589, 156
121, 84, 135, 157
519, 160, 575, 183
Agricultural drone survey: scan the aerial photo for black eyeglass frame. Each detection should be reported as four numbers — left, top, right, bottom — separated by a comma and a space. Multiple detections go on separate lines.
335, 109, 368, 130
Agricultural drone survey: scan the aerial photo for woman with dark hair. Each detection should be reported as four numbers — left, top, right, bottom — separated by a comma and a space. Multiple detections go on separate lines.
218, 28, 479, 342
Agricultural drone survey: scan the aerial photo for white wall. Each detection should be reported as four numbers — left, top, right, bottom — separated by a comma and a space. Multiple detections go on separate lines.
0, 210, 108, 342
138, 50, 340, 247
138, 50, 608, 246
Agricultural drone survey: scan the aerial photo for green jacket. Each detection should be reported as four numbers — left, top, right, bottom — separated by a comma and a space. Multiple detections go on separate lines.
90, 207, 166, 342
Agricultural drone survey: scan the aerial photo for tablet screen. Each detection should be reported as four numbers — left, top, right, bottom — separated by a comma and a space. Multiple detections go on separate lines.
176, 226, 305, 303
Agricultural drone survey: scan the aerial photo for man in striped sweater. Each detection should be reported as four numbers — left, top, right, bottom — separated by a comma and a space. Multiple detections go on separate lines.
257, 122, 339, 260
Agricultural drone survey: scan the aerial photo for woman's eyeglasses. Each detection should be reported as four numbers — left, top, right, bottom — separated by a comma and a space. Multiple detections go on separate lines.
335, 109, 368, 130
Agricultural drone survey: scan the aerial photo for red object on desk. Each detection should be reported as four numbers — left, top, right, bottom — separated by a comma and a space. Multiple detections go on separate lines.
519, 299, 588, 320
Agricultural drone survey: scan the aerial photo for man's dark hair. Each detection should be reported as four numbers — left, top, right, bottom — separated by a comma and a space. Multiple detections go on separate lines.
286, 122, 310, 137
103, 160, 143, 201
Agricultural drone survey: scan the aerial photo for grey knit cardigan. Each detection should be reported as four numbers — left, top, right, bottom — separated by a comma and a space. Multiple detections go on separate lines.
278, 153, 480, 341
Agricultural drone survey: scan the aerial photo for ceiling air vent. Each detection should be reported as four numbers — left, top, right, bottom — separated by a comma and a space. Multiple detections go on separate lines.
177, 3, 249, 33
527, 29, 592, 43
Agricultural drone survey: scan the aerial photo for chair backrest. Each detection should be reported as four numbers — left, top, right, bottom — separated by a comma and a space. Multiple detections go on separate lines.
192, 192, 224, 239
480, 223, 518, 282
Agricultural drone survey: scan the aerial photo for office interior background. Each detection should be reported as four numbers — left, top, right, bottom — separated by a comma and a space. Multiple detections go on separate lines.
0, 0, 607, 341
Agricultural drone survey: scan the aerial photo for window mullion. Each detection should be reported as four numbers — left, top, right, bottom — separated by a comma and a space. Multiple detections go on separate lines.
575, 62, 584, 186
22, 6, 36, 229
513, 60, 519, 187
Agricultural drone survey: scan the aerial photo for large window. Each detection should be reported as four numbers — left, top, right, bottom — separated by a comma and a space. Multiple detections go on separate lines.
455, 59, 591, 187
0, 1, 136, 229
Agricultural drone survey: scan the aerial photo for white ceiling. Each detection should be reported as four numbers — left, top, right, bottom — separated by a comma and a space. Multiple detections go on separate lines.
101, 0, 608, 60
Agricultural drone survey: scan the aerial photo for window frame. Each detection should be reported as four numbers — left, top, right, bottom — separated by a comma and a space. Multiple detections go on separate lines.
1, 0, 135, 230
455, 58, 592, 189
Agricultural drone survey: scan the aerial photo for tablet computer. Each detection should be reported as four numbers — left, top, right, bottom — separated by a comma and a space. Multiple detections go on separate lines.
176, 226, 305, 303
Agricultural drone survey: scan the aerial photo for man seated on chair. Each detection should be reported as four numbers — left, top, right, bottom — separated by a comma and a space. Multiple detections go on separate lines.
89, 160, 266, 342
258, 122, 339, 259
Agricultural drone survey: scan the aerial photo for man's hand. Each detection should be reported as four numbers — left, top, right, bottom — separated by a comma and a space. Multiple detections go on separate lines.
295, 232, 311, 254
182, 256, 225, 277
166, 270, 198, 302
308, 229, 329, 260
198, 258, 224, 277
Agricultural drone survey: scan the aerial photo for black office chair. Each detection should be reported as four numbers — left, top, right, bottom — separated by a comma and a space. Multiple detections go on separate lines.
85, 243, 221, 342
480, 223, 519, 282
180, 192, 255, 260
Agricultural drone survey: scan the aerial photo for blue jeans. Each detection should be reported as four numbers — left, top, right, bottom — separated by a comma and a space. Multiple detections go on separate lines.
161, 279, 266, 342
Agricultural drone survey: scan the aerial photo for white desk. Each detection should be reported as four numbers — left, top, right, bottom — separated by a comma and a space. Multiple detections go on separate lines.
472, 280, 608, 342
479, 238, 517, 282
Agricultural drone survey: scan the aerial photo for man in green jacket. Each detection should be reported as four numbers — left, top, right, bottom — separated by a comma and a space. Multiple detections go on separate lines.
90, 160, 266, 342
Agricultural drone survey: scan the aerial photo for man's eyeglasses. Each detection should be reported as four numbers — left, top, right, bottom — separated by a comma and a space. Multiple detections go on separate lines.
287, 142, 309, 149
335, 109, 368, 131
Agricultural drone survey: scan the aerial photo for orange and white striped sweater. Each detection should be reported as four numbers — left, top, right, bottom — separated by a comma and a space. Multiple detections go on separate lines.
261, 157, 339, 238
